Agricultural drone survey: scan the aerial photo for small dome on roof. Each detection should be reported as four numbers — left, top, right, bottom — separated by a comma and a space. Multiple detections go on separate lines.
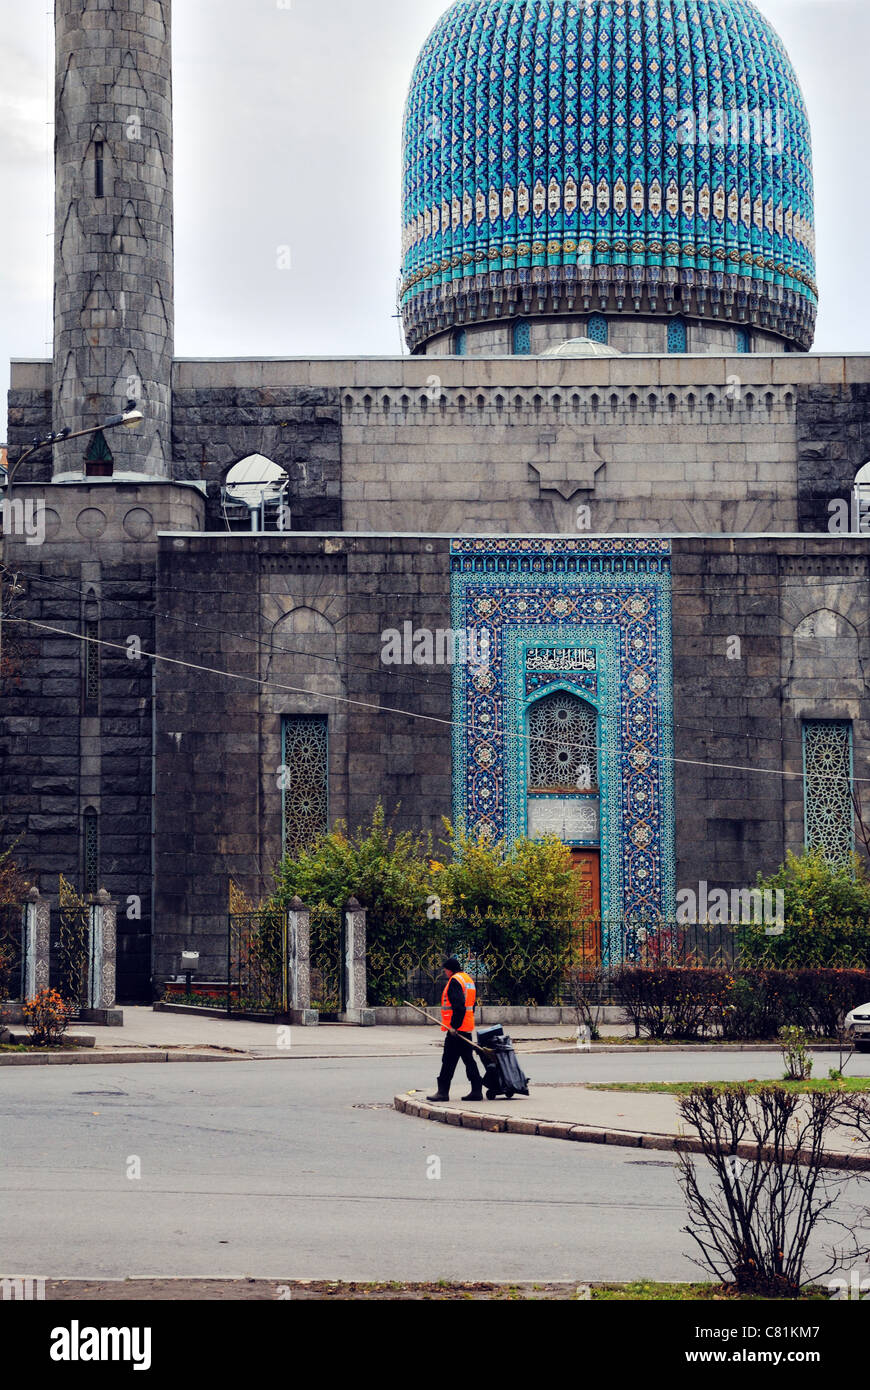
541, 337, 623, 359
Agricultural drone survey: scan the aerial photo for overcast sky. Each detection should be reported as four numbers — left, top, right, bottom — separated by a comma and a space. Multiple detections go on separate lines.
1, 0, 867, 438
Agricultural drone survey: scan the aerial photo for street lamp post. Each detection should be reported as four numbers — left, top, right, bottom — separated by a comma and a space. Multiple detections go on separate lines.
0, 402, 145, 685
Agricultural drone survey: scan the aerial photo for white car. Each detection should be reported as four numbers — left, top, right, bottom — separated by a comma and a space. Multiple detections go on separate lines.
845, 1003, 870, 1051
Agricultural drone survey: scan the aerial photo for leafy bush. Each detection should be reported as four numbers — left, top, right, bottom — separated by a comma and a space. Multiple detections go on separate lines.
22, 989, 75, 1046
779, 1025, 813, 1080
270, 805, 439, 1005
434, 825, 583, 1004
0, 841, 30, 1003
0, 943, 12, 1004
0, 841, 29, 911
740, 850, 870, 967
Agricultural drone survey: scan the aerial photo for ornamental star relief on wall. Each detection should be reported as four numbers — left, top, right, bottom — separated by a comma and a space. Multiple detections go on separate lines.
528, 430, 606, 501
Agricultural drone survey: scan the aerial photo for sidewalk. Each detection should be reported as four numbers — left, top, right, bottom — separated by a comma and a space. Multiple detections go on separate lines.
2, 1007, 853, 1065
0, 1006, 585, 1064
394, 1084, 870, 1169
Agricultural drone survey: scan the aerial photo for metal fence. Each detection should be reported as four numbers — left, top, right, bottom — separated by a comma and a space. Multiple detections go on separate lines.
0, 902, 23, 1002
226, 910, 288, 1017
309, 918, 343, 1017
55, 887, 89, 1012
366, 920, 853, 1009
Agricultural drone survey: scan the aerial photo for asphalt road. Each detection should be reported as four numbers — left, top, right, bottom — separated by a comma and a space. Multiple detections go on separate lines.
1, 1048, 867, 1284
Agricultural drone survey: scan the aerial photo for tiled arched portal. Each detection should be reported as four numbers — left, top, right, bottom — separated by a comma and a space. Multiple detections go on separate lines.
450, 538, 676, 961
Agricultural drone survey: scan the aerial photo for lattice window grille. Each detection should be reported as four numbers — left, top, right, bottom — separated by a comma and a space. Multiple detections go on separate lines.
512, 319, 531, 355
667, 317, 688, 352
736, 326, 751, 354
454, 329, 467, 357
803, 722, 854, 867
83, 810, 99, 896
587, 313, 608, 344
282, 716, 329, 858
528, 692, 599, 791
84, 620, 100, 705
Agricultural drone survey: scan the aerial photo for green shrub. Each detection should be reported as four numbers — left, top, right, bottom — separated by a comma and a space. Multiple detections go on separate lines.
740, 850, 870, 968
270, 804, 441, 1005
434, 824, 582, 1004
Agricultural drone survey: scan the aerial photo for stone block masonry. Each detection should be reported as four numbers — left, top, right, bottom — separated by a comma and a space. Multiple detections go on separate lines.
672, 536, 870, 898
154, 533, 453, 981
12, 355, 870, 537
1, 481, 204, 1001
52, 0, 173, 479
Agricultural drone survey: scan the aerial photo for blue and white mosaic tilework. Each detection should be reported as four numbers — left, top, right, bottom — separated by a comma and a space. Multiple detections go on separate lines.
402, 0, 816, 350
450, 538, 675, 946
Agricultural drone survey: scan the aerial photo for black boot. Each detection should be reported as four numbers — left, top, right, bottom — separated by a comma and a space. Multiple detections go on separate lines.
427, 1085, 450, 1101
462, 1089, 484, 1101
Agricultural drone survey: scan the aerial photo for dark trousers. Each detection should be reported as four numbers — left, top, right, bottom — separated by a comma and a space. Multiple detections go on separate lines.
438, 1030, 483, 1093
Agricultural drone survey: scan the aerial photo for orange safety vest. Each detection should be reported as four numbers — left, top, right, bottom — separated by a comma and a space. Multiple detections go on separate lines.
441, 971, 476, 1033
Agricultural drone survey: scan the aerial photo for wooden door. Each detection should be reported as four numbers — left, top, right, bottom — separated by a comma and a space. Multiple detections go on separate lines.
570, 849, 601, 966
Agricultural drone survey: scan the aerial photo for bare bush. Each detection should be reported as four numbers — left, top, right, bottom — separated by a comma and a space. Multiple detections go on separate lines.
677, 1084, 870, 1297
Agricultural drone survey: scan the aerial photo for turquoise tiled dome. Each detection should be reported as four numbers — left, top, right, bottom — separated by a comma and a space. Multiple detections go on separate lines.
401, 0, 816, 352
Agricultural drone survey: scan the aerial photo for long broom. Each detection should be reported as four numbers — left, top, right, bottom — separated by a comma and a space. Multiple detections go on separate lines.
401, 998, 497, 1059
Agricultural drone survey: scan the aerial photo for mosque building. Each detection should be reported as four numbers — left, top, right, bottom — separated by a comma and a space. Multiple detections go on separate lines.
2, 0, 869, 999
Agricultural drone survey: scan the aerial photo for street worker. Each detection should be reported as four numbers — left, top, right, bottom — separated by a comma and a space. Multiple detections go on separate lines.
427, 957, 484, 1102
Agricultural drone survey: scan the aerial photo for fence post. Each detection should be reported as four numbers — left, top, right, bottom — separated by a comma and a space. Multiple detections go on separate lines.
22, 887, 50, 1002
288, 896, 318, 1026
341, 897, 373, 1026
81, 889, 123, 1025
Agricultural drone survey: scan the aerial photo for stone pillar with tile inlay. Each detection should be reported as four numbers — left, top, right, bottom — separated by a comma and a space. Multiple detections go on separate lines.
288, 897, 318, 1025
340, 898, 373, 1025
82, 889, 122, 1022
22, 888, 50, 1001
53, 0, 173, 480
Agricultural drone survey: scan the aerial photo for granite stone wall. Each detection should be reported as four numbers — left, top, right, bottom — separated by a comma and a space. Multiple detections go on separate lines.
0, 482, 203, 1000
7, 362, 53, 484
153, 533, 452, 982
796, 384, 870, 533
52, 0, 174, 479
170, 376, 342, 532
671, 536, 870, 899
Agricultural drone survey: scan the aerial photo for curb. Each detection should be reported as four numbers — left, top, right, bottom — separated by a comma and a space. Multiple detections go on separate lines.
549, 1043, 853, 1054
393, 1093, 870, 1172
0, 1049, 251, 1067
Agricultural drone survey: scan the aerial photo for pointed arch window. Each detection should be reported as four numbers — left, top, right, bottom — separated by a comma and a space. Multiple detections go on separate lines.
736, 326, 752, 354
453, 329, 467, 357
667, 317, 688, 353
512, 319, 531, 355
528, 691, 599, 793
94, 142, 104, 198
587, 313, 608, 344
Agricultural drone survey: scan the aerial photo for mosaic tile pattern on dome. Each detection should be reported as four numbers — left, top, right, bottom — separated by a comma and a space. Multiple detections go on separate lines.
402, 0, 816, 349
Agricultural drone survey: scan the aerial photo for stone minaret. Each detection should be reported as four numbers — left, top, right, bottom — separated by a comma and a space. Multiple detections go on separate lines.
53, 0, 173, 479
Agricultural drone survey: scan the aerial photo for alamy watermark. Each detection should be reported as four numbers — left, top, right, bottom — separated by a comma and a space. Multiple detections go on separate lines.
676, 882, 784, 928
675, 103, 784, 152
0, 498, 45, 546
381, 622, 491, 668
1, 1276, 45, 1301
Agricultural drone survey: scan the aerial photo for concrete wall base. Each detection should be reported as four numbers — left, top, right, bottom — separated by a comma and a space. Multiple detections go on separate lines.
371, 1005, 627, 1026
80, 1008, 124, 1027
